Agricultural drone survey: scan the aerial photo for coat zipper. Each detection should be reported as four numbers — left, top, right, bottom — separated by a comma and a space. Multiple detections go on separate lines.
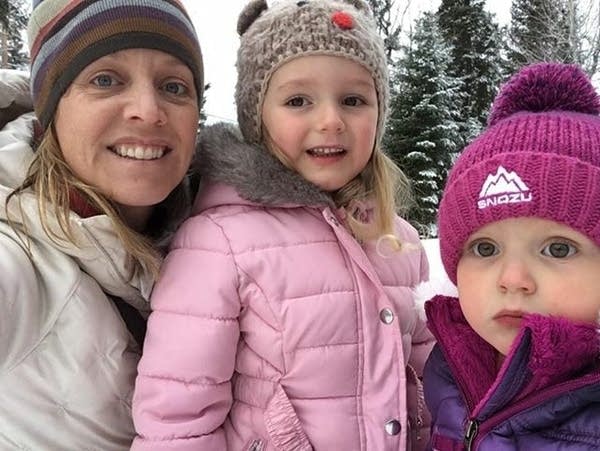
428, 316, 600, 450
463, 370, 600, 450
248, 439, 263, 451
464, 419, 479, 451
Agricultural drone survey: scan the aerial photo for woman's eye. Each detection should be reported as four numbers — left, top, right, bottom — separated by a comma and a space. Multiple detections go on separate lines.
542, 241, 577, 258
343, 96, 364, 106
92, 74, 116, 88
163, 81, 188, 96
286, 97, 307, 107
472, 241, 497, 257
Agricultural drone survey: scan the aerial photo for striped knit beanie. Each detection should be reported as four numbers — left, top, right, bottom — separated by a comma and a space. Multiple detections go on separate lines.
28, 0, 204, 130
438, 62, 600, 285
235, 0, 388, 146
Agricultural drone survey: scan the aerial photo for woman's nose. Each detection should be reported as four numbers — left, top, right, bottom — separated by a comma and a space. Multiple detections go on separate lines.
124, 83, 167, 126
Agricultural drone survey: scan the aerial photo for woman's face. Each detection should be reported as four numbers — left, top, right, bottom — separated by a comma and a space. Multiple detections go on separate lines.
54, 48, 199, 219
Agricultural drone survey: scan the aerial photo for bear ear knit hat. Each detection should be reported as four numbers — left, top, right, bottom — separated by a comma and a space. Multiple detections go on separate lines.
438, 62, 600, 285
235, 0, 389, 146
28, 0, 204, 130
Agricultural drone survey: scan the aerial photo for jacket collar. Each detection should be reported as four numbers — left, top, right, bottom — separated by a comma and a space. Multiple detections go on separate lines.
426, 295, 600, 416
0, 115, 155, 310
194, 122, 334, 210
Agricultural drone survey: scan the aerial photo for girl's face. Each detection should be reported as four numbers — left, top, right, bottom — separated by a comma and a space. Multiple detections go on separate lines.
457, 217, 600, 356
261, 55, 378, 192
54, 48, 199, 224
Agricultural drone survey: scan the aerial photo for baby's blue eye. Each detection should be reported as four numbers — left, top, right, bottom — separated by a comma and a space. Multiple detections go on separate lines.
542, 241, 576, 258
473, 241, 497, 257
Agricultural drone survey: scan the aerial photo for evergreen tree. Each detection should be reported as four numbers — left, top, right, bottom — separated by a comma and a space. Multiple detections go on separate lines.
199, 83, 210, 127
0, 0, 29, 69
0, 1, 8, 28
385, 11, 463, 234
437, 0, 505, 131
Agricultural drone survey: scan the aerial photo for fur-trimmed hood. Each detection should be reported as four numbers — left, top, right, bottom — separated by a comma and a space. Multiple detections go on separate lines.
194, 122, 335, 209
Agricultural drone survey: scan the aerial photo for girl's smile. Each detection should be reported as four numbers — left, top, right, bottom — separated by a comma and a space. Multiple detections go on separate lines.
261, 55, 378, 192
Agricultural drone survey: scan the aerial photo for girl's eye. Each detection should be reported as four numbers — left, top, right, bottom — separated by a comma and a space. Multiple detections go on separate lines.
472, 241, 498, 257
286, 97, 307, 107
542, 241, 577, 258
343, 96, 364, 106
163, 81, 188, 96
92, 74, 116, 88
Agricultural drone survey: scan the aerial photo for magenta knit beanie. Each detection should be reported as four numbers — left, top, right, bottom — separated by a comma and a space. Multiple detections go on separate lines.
438, 62, 600, 285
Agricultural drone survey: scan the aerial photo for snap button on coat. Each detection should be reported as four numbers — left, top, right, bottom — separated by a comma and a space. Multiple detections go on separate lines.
385, 419, 401, 436
379, 308, 394, 324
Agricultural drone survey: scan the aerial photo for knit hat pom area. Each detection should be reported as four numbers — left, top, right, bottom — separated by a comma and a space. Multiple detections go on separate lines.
488, 62, 600, 126
437, 62, 600, 284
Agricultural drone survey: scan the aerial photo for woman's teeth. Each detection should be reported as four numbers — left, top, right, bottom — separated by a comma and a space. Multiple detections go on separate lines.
112, 145, 165, 160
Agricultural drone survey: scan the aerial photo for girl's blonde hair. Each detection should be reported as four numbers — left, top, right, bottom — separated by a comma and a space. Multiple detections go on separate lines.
333, 148, 412, 245
265, 130, 412, 246
5, 124, 185, 279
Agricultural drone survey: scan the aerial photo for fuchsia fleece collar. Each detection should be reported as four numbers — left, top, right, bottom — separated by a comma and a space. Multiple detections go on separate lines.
425, 296, 600, 408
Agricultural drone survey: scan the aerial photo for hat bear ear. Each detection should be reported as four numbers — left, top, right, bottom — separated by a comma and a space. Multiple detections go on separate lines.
238, 0, 268, 36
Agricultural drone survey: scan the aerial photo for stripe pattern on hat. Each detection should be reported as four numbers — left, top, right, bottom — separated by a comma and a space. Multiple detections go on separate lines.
28, 0, 203, 129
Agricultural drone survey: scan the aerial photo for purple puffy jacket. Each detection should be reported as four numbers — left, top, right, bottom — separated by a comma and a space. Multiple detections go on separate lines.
424, 296, 600, 451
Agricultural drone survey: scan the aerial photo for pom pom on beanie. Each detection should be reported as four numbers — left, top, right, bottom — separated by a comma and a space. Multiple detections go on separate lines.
438, 62, 600, 284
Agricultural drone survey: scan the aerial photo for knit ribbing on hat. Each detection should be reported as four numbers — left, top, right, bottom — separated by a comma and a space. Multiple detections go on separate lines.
235, 0, 388, 146
28, 0, 204, 130
437, 63, 600, 284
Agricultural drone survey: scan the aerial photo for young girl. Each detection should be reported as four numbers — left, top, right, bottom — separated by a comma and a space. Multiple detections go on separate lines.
424, 62, 600, 450
132, 1, 433, 450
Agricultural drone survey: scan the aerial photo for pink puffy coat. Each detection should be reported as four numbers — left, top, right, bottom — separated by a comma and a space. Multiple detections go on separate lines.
132, 124, 433, 451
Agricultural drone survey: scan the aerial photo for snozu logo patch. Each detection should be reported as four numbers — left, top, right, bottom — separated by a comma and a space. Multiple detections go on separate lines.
477, 166, 532, 210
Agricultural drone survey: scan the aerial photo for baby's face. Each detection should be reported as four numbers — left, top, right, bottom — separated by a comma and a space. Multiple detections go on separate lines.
456, 217, 600, 356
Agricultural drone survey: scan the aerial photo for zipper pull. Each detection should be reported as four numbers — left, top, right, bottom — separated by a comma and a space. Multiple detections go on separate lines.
464, 419, 479, 451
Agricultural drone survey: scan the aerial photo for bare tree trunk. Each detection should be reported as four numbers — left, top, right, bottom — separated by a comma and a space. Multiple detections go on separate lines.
0, 23, 8, 68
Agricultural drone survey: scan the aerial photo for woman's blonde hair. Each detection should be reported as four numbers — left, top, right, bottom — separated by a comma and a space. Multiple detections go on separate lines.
5, 124, 180, 279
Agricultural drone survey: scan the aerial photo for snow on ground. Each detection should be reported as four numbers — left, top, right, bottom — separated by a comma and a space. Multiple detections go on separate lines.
414, 238, 457, 319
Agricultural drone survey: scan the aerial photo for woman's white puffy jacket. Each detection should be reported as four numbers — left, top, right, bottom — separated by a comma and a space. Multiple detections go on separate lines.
0, 114, 153, 448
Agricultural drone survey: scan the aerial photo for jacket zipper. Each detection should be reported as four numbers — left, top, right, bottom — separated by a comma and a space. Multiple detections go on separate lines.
463, 371, 600, 449
248, 439, 263, 451
464, 419, 479, 451
428, 318, 600, 450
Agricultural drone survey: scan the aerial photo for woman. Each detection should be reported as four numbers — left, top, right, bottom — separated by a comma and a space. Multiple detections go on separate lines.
0, 0, 203, 449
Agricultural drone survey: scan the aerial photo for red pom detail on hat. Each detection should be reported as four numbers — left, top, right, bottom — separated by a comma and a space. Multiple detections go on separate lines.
332, 11, 354, 30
